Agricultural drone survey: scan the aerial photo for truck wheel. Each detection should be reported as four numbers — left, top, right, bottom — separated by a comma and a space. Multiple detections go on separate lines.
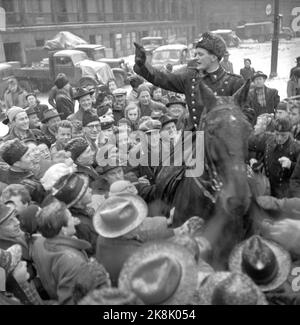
114, 72, 125, 88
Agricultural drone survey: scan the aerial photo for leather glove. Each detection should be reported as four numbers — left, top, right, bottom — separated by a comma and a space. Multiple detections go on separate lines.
134, 42, 146, 67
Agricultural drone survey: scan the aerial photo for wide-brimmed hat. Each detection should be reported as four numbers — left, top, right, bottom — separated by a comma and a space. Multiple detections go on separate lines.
41, 109, 62, 123
0, 204, 16, 226
252, 71, 268, 81
52, 173, 90, 208
228, 235, 291, 292
73, 87, 95, 101
118, 241, 199, 305
93, 193, 148, 238
197, 272, 267, 305
159, 115, 178, 128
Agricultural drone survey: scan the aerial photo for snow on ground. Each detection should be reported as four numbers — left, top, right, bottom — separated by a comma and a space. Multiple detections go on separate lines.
39, 38, 299, 105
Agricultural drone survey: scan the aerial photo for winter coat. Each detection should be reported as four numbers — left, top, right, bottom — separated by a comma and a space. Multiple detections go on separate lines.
240, 67, 255, 81
249, 133, 300, 198
134, 63, 244, 129
31, 235, 90, 305
287, 79, 300, 98
248, 86, 280, 121
69, 206, 98, 257
95, 217, 174, 286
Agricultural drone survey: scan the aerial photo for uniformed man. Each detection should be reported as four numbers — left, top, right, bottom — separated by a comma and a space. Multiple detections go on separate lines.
133, 32, 244, 129
249, 118, 300, 198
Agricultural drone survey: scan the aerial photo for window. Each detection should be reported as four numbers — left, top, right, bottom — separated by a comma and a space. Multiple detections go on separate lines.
55, 56, 73, 66
112, 0, 123, 21
89, 35, 96, 44
27, 0, 43, 12
115, 33, 122, 56
36, 39, 45, 47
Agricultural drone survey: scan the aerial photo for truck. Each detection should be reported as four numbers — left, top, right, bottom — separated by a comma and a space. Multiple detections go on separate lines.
74, 44, 130, 87
13, 49, 114, 93
235, 21, 294, 43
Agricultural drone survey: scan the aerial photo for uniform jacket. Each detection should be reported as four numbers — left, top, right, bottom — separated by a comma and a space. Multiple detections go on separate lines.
249, 133, 300, 198
248, 86, 280, 120
31, 235, 90, 305
134, 63, 244, 129
24, 103, 49, 121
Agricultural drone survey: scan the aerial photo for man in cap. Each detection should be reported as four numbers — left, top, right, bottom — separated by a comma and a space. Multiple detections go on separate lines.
133, 32, 244, 129
40, 108, 62, 146
248, 71, 280, 121
275, 101, 289, 120
112, 88, 127, 123
0, 139, 46, 204
25, 106, 42, 130
240, 58, 255, 82
220, 51, 234, 74
3, 106, 45, 144
4, 77, 27, 110
82, 110, 101, 156
249, 117, 300, 198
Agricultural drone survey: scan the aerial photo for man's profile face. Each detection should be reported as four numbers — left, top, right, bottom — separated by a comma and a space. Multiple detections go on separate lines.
194, 48, 215, 71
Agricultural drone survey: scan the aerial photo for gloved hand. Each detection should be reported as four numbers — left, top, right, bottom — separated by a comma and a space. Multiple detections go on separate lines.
134, 42, 146, 67
278, 157, 292, 169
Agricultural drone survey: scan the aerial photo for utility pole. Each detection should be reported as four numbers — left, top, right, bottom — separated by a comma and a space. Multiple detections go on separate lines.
270, 0, 280, 78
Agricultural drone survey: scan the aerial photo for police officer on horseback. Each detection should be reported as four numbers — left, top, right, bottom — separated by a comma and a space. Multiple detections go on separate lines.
134, 32, 245, 129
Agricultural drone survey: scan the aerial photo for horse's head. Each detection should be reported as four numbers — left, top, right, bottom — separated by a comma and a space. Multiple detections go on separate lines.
201, 79, 252, 216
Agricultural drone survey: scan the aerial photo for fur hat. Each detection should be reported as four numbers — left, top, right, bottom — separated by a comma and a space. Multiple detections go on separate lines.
82, 111, 99, 127
252, 71, 268, 81
100, 115, 114, 130
196, 32, 227, 61
229, 235, 291, 292
65, 137, 89, 162
1, 139, 29, 166
118, 241, 199, 305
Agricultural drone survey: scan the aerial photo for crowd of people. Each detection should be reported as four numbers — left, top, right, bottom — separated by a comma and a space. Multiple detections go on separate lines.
0, 31, 300, 305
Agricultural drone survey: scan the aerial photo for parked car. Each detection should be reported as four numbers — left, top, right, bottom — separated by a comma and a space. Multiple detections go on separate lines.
141, 36, 166, 54
210, 29, 240, 47
151, 44, 190, 71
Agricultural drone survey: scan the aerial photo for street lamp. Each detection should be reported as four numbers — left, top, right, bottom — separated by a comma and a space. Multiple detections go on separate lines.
270, 0, 280, 79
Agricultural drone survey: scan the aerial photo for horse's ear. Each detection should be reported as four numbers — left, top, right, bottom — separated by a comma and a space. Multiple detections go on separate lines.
198, 79, 217, 110
233, 79, 251, 107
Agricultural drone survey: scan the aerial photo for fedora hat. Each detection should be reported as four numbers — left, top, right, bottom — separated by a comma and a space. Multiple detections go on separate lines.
118, 241, 198, 305
73, 87, 95, 101
41, 109, 62, 123
52, 173, 90, 208
197, 272, 267, 305
252, 71, 268, 81
229, 235, 291, 292
93, 193, 148, 238
0, 204, 16, 226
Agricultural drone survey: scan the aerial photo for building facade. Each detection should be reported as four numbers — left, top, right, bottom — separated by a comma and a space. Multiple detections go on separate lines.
0, 0, 199, 64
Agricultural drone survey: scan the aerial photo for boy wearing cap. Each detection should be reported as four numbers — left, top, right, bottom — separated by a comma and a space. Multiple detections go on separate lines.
134, 32, 244, 129
0, 139, 46, 203
249, 118, 300, 198
248, 71, 280, 121
3, 106, 46, 144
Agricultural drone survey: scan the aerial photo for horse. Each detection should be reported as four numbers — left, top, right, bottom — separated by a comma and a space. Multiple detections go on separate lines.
155, 79, 253, 270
